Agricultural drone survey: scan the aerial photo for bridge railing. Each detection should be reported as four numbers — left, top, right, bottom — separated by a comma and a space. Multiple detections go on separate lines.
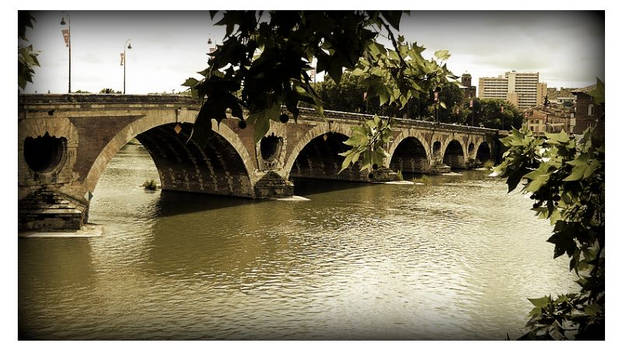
18, 94, 502, 135
294, 106, 502, 134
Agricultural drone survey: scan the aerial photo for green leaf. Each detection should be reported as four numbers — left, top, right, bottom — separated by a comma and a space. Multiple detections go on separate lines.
182, 77, 199, 87
434, 49, 451, 61
524, 172, 550, 192
253, 117, 270, 144
563, 158, 587, 182
528, 296, 551, 308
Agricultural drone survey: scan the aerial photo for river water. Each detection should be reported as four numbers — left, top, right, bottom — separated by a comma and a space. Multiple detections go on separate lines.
18, 143, 577, 340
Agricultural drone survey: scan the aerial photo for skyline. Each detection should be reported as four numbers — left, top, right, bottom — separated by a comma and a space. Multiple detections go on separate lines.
20, 11, 604, 94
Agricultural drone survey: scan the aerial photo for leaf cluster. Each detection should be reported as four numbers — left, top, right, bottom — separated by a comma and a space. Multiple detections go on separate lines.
338, 115, 392, 173
493, 123, 605, 339
18, 11, 40, 90
184, 11, 405, 143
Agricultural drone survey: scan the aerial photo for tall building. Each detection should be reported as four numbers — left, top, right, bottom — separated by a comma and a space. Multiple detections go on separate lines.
478, 76, 508, 100
478, 71, 542, 109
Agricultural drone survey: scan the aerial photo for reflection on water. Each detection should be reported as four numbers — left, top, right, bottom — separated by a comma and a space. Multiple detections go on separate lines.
18, 144, 577, 339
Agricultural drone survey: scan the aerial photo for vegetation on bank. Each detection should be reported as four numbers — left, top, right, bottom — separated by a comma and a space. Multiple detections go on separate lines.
492, 83, 604, 339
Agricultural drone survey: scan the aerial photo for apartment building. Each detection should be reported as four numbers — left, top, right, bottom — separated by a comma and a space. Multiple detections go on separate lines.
478, 71, 542, 109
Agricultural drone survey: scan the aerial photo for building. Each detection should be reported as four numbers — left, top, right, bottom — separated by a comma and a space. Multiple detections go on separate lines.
536, 82, 548, 107
523, 106, 574, 136
478, 75, 508, 100
478, 71, 541, 109
571, 85, 604, 135
460, 73, 477, 101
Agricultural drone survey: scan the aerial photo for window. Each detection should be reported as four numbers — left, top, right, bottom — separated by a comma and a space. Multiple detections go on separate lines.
588, 104, 594, 116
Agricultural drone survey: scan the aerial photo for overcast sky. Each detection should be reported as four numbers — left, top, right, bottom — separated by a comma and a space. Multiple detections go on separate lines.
21, 10, 604, 94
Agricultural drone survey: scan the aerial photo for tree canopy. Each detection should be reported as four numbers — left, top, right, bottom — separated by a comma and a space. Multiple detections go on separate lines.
184, 11, 458, 171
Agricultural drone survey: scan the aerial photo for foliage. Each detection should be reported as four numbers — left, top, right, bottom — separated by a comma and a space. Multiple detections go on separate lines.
493, 80, 605, 339
99, 88, 122, 94
312, 60, 462, 123
185, 11, 405, 143
184, 11, 458, 172
18, 11, 40, 90
142, 179, 158, 190
338, 115, 391, 173
468, 99, 522, 130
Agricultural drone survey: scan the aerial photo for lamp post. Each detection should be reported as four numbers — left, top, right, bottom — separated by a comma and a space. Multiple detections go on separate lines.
60, 15, 71, 93
433, 87, 441, 124
122, 40, 132, 94
469, 98, 474, 126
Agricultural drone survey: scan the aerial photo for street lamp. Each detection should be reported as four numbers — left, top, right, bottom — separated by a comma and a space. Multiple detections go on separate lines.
469, 98, 474, 126
433, 87, 441, 124
122, 40, 132, 94
60, 15, 71, 93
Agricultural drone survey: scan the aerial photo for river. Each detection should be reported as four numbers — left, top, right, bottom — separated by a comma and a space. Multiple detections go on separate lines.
18, 143, 577, 340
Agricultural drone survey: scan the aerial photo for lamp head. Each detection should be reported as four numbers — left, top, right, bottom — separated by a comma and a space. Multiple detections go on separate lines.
60, 17, 66, 25
127, 43, 132, 49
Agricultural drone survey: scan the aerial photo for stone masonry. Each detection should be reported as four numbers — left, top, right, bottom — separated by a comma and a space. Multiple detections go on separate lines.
19, 94, 501, 231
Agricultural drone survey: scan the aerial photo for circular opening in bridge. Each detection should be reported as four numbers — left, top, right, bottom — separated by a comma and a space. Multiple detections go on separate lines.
23, 133, 67, 173
260, 135, 283, 162
433, 141, 442, 156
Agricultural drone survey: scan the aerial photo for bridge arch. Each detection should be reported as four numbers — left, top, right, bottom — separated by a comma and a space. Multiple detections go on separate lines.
284, 123, 365, 181
388, 135, 431, 175
443, 139, 467, 169
85, 113, 256, 198
475, 141, 492, 163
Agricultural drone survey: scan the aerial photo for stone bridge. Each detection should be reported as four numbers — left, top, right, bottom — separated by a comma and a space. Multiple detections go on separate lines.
18, 94, 502, 231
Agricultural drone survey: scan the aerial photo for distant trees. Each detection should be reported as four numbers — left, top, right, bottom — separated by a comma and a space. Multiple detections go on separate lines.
99, 88, 122, 94
474, 99, 523, 130
311, 72, 464, 123
312, 76, 523, 131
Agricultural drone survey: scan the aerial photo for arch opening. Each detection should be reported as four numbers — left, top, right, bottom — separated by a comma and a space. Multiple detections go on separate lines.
136, 123, 253, 197
289, 132, 362, 181
389, 137, 429, 177
476, 142, 491, 163
90, 122, 254, 200
24, 132, 67, 173
443, 140, 465, 169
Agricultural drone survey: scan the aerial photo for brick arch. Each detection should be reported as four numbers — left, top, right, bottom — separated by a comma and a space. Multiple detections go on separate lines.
441, 137, 467, 161
386, 132, 431, 173
282, 122, 352, 178
474, 140, 492, 162
386, 130, 431, 165
84, 113, 255, 196
442, 138, 468, 169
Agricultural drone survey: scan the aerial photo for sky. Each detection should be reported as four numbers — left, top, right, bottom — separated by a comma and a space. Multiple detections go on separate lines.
20, 10, 604, 94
